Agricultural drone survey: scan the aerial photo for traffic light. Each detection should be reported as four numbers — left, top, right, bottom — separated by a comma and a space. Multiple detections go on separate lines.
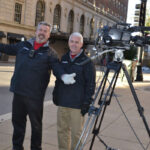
139, 0, 147, 26
135, 0, 147, 81
134, 4, 141, 26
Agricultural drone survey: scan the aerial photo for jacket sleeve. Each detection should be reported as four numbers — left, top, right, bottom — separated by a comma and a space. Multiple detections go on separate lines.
83, 60, 96, 104
48, 48, 65, 79
0, 42, 22, 55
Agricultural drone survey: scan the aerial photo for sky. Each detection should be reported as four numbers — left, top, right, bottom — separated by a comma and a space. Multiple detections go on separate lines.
127, 0, 150, 25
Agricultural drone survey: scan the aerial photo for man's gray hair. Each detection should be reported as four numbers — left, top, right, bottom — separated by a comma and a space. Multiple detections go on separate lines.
69, 32, 83, 43
37, 21, 52, 32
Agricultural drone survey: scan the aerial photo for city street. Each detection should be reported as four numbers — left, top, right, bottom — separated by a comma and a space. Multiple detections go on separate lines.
0, 63, 14, 116
0, 62, 55, 117
0, 0, 150, 149
0, 62, 150, 150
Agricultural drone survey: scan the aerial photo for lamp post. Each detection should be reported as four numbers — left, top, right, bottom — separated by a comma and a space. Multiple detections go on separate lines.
136, 0, 147, 81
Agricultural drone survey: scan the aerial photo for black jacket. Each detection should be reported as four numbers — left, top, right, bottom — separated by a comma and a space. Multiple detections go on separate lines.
0, 38, 65, 101
53, 50, 96, 109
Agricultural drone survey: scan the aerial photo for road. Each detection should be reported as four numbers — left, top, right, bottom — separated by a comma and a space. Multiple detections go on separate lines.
0, 62, 55, 117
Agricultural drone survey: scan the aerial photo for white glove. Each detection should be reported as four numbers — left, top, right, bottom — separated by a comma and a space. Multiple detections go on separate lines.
61, 73, 76, 85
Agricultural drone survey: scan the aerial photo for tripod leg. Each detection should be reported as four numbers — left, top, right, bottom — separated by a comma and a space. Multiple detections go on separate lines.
89, 63, 121, 150
89, 104, 107, 150
75, 68, 111, 150
122, 63, 150, 137
75, 115, 92, 150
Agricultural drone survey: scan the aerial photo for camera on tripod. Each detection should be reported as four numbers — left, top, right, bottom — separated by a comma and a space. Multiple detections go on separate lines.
75, 23, 150, 150
102, 24, 131, 47
101, 23, 150, 47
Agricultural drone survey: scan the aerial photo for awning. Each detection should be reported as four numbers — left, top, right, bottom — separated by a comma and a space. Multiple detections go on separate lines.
7, 32, 26, 40
0, 31, 6, 38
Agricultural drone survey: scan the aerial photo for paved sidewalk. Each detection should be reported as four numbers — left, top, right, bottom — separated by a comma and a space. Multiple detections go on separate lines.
0, 69, 150, 150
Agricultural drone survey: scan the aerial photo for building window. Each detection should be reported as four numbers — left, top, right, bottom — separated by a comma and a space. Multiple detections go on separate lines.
14, 3, 22, 24
67, 10, 74, 34
35, 0, 45, 26
79, 15, 85, 35
53, 4, 61, 31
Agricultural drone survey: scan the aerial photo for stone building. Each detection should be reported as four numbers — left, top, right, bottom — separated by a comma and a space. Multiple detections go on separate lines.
0, 0, 128, 61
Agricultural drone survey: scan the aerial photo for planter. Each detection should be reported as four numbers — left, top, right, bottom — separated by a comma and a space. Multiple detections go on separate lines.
121, 59, 137, 82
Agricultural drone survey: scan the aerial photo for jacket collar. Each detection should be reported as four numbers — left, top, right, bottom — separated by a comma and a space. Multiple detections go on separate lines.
68, 49, 85, 63
27, 38, 49, 48
69, 49, 84, 62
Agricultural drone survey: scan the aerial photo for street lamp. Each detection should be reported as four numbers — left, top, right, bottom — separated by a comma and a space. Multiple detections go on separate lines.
136, 0, 147, 81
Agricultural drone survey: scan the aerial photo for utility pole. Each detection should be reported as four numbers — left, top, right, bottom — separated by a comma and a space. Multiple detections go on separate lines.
136, 0, 147, 81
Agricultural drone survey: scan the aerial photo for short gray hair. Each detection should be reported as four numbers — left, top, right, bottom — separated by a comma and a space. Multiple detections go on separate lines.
69, 32, 83, 43
37, 21, 52, 32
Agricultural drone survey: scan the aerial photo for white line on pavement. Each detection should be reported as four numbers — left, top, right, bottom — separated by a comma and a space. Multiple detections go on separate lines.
0, 100, 53, 123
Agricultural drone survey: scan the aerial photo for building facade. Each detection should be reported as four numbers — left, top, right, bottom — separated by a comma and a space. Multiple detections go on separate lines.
0, 0, 128, 61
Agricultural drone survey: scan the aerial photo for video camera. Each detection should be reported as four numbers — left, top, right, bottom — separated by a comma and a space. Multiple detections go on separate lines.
99, 23, 150, 47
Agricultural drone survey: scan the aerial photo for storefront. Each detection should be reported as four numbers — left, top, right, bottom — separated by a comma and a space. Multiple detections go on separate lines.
0, 32, 26, 62
0, 31, 6, 61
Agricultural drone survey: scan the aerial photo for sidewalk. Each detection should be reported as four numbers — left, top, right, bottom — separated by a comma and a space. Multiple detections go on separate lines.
0, 70, 150, 150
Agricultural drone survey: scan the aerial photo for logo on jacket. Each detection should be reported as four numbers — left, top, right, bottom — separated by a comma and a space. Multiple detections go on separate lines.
23, 47, 29, 51
62, 61, 68, 64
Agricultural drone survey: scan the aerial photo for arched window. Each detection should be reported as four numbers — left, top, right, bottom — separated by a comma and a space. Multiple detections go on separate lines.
89, 18, 94, 39
35, 0, 45, 26
79, 15, 84, 35
53, 4, 61, 31
67, 10, 74, 34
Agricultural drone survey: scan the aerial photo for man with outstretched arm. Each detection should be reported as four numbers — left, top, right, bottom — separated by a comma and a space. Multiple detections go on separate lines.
0, 21, 76, 150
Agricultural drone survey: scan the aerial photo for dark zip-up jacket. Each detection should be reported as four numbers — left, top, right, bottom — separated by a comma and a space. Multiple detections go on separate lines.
53, 50, 96, 109
0, 38, 65, 101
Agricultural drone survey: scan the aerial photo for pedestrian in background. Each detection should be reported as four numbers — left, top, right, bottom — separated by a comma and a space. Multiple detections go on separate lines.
0, 21, 76, 150
53, 32, 96, 150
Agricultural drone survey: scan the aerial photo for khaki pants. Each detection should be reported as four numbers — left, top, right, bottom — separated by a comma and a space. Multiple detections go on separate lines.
57, 106, 84, 150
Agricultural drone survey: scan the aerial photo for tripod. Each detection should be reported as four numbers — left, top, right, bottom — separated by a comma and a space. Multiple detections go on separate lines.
75, 59, 150, 150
